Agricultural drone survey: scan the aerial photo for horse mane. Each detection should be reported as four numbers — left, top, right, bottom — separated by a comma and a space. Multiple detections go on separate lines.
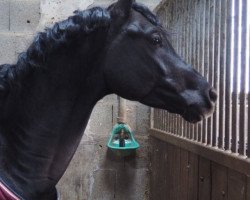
0, 6, 111, 96
0, 2, 160, 112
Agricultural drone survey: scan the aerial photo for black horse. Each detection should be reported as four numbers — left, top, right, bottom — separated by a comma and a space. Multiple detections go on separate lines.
0, 0, 217, 199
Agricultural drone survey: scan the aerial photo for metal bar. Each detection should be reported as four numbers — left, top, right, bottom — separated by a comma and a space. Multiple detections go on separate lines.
218, 0, 227, 149
153, 108, 156, 129
187, 0, 192, 139
212, 0, 221, 147
202, 0, 210, 144
247, 0, 250, 158
190, 0, 196, 140
161, 109, 164, 130
164, 110, 166, 131
154, 109, 158, 129
167, 111, 170, 132
193, 0, 201, 141
231, 0, 240, 153
174, 114, 178, 135
239, 0, 247, 156
178, 116, 182, 136
224, 0, 233, 151
182, 0, 187, 138
207, 0, 215, 145
199, 0, 206, 143
152, 0, 249, 159
151, 108, 154, 129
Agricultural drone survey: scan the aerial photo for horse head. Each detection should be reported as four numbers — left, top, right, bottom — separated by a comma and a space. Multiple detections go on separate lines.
104, 0, 217, 123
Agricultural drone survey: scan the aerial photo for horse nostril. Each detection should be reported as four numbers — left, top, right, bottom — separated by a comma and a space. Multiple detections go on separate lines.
209, 88, 217, 102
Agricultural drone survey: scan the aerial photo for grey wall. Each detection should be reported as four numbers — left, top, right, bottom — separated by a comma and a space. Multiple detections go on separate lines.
0, 0, 160, 199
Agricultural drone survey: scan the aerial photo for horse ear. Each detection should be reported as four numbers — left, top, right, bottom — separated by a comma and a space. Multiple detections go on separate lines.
111, 0, 134, 19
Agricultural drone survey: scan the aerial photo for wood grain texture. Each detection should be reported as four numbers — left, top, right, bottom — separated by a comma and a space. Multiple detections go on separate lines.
179, 149, 189, 200
228, 169, 246, 200
198, 157, 211, 200
149, 137, 168, 200
188, 152, 198, 200
211, 162, 228, 200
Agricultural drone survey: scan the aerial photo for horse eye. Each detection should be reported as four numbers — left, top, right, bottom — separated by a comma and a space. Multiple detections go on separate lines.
152, 34, 162, 45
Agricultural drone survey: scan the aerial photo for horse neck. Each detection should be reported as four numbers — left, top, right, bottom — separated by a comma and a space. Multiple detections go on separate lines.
0, 39, 108, 199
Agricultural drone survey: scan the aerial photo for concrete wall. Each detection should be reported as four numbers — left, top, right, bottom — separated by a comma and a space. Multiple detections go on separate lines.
0, 0, 160, 199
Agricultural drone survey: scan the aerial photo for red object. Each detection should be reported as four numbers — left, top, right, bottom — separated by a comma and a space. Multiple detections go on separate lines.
0, 182, 20, 200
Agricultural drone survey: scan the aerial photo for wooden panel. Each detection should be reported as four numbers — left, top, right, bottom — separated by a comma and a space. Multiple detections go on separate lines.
150, 129, 250, 176
198, 157, 211, 200
228, 170, 246, 200
150, 136, 249, 200
247, 176, 250, 200
168, 144, 181, 200
149, 137, 168, 200
188, 152, 198, 200
179, 149, 189, 200
211, 163, 228, 200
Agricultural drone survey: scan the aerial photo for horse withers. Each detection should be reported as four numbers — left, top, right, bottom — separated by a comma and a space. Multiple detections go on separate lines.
0, 0, 216, 199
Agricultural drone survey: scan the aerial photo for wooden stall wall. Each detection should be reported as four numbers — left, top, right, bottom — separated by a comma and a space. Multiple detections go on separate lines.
149, 0, 250, 199
150, 136, 250, 200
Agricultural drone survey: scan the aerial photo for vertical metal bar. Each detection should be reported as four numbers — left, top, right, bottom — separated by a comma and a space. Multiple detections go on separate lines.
165, 111, 167, 132
182, 0, 187, 138
161, 109, 164, 131
187, 0, 192, 139
171, 114, 175, 134
239, 0, 247, 156
225, 0, 233, 151
212, 0, 221, 147
154, 109, 158, 129
202, 0, 210, 144
190, 0, 196, 140
218, 0, 227, 149
207, 0, 215, 145
198, 0, 206, 142
231, 0, 240, 153
162, 109, 164, 131
175, 0, 182, 137
163, 110, 166, 132
178, 116, 182, 136
161, 109, 164, 130
172, 113, 175, 134
154, 109, 157, 129
158, 109, 161, 130
174, 114, 178, 135
167, 112, 170, 132
194, 0, 200, 141
178, 0, 184, 137
152, 108, 155, 129
157, 109, 160, 130
247, 0, 250, 158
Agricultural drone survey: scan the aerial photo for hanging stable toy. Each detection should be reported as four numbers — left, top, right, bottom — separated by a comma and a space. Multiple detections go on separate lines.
107, 123, 139, 157
107, 97, 139, 157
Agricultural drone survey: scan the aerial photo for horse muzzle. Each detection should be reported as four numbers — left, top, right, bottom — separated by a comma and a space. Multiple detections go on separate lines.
181, 88, 217, 123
